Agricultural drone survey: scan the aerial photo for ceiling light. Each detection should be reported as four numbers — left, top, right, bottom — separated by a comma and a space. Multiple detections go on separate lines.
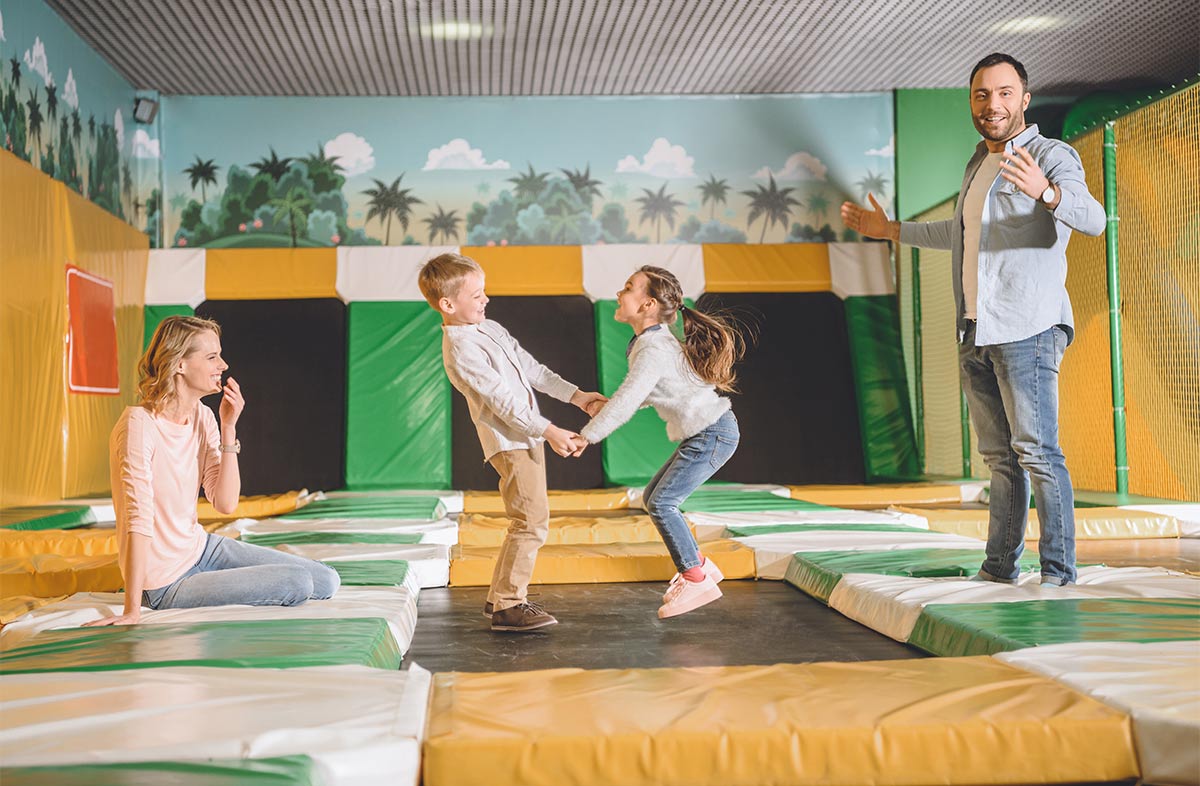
419, 22, 492, 40
989, 16, 1069, 34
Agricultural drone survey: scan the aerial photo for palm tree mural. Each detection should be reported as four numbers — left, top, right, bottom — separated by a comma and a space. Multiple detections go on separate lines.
362, 175, 423, 245
251, 147, 294, 182
807, 192, 830, 223
476, 181, 491, 196
269, 187, 313, 248
424, 205, 462, 244
635, 183, 685, 243
122, 159, 134, 213
508, 163, 550, 204
45, 84, 58, 143
698, 174, 730, 220
184, 156, 220, 202
9, 57, 20, 91
742, 174, 802, 243
169, 192, 189, 211
25, 88, 43, 167
855, 171, 889, 201
560, 165, 603, 208
301, 143, 345, 193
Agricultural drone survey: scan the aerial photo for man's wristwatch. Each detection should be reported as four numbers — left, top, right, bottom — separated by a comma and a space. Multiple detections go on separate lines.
1039, 182, 1057, 205
220, 439, 241, 454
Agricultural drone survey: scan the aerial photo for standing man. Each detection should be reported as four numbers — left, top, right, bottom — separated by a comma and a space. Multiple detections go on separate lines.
841, 53, 1104, 586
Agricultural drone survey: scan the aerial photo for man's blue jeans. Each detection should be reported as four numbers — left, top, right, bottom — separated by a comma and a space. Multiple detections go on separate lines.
960, 323, 1076, 585
643, 410, 740, 572
144, 533, 341, 610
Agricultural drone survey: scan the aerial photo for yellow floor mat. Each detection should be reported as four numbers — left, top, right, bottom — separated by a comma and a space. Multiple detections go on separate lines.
0, 554, 123, 598
463, 488, 635, 514
424, 656, 1138, 786
789, 483, 967, 509
902, 505, 1181, 539
457, 513, 665, 547
0, 529, 119, 559
197, 490, 309, 523
0, 594, 68, 626
449, 539, 754, 586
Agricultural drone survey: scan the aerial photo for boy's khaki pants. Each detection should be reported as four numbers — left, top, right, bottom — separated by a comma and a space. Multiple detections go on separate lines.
486, 444, 550, 612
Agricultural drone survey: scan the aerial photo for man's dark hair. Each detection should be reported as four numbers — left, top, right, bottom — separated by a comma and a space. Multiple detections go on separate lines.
970, 53, 1029, 92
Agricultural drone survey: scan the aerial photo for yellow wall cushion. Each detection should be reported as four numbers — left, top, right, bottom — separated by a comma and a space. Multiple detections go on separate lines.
205, 248, 337, 300
702, 243, 830, 292
461, 245, 583, 296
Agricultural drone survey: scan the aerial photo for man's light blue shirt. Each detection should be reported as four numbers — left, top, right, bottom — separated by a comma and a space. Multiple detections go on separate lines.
900, 124, 1105, 346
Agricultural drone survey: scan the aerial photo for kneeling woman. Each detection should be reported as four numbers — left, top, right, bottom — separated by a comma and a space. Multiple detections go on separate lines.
87, 316, 339, 627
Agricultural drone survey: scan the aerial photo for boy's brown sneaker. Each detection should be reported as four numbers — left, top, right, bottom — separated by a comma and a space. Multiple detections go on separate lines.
483, 601, 494, 619
490, 601, 557, 632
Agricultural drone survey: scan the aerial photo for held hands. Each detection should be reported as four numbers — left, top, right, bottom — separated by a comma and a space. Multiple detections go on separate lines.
571, 390, 608, 417
839, 193, 900, 242
219, 376, 245, 426
999, 147, 1052, 202
568, 434, 589, 458
544, 424, 584, 458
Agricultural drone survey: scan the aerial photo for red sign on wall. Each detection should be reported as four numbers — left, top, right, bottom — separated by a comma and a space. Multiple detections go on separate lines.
66, 265, 120, 394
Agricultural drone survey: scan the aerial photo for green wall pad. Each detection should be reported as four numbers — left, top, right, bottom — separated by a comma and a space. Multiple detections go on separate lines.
279, 496, 445, 520
0, 618, 401, 674
345, 302, 450, 489
327, 559, 411, 586
844, 296, 920, 480
909, 598, 1200, 657
784, 548, 1042, 604
594, 299, 681, 486
242, 531, 423, 547
679, 489, 836, 513
142, 305, 194, 351
0, 756, 323, 786
0, 506, 97, 530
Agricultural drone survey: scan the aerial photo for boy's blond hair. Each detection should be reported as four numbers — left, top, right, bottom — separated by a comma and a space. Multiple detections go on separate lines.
418, 253, 484, 307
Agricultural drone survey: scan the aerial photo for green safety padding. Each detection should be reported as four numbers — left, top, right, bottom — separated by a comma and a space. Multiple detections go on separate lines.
909, 598, 1200, 657
784, 548, 1042, 603
0, 506, 97, 530
345, 302, 451, 490
278, 496, 443, 520
143, 304, 195, 351
0, 618, 401, 674
724, 522, 929, 538
242, 531, 423, 547
0, 756, 323, 786
679, 489, 836, 513
594, 300, 682, 486
843, 296, 920, 481
325, 559, 411, 586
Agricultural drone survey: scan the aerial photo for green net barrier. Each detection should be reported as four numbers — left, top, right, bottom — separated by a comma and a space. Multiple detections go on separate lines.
279, 496, 444, 520
843, 295, 920, 480
0, 618, 401, 674
909, 597, 1200, 656
345, 302, 451, 490
784, 548, 1042, 603
0, 756, 322, 786
325, 559, 411, 586
241, 531, 423, 547
0, 505, 97, 530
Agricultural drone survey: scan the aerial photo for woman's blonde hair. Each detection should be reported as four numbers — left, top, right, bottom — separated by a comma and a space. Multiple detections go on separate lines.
138, 315, 222, 413
636, 266, 748, 393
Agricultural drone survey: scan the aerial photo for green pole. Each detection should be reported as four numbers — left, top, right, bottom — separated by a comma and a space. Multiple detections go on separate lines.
1104, 121, 1130, 496
960, 387, 972, 478
911, 247, 925, 469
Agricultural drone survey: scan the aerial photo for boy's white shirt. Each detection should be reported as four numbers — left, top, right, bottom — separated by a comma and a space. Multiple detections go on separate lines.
581, 327, 730, 445
442, 319, 579, 462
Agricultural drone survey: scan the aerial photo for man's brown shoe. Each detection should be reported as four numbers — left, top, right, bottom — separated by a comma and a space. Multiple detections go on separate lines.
483, 601, 493, 619
490, 601, 557, 632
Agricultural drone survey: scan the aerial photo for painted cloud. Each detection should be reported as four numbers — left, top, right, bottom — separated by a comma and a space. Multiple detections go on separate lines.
325, 132, 375, 177
423, 138, 510, 170
616, 137, 696, 179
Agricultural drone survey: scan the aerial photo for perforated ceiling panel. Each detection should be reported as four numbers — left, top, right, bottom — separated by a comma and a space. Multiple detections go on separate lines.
47, 0, 1199, 96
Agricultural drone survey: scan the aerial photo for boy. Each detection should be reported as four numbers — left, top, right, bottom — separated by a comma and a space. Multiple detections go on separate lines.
418, 252, 606, 632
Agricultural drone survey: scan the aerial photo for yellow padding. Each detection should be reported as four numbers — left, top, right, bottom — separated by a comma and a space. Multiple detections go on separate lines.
205, 248, 337, 300
449, 539, 754, 586
461, 245, 583, 296
197, 490, 308, 523
458, 513, 665, 547
0, 594, 68, 625
900, 505, 1181, 540
790, 483, 964, 509
464, 488, 634, 514
0, 529, 118, 559
702, 243, 830, 292
0, 555, 122, 598
424, 656, 1138, 786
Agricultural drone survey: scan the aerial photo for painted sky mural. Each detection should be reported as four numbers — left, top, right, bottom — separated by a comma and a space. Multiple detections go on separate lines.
162, 93, 895, 248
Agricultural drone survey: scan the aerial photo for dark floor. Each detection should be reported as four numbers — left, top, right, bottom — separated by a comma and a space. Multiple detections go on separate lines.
401, 579, 924, 673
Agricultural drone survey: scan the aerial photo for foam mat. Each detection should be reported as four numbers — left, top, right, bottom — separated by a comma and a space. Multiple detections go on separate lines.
0, 528, 118, 558
788, 483, 980, 508
730, 529, 988, 580
196, 490, 310, 523
0, 554, 122, 598
463, 488, 635, 514
0, 506, 96, 531
0, 665, 430, 785
0, 595, 68, 626
449, 539, 755, 586
277, 543, 450, 588
217, 517, 459, 546
423, 657, 1138, 786
276, 496, 446, 521
899, 505, 1181, 539
0, 617, 403, 674
0, 756, 322, 786
457, 513, 664, 547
